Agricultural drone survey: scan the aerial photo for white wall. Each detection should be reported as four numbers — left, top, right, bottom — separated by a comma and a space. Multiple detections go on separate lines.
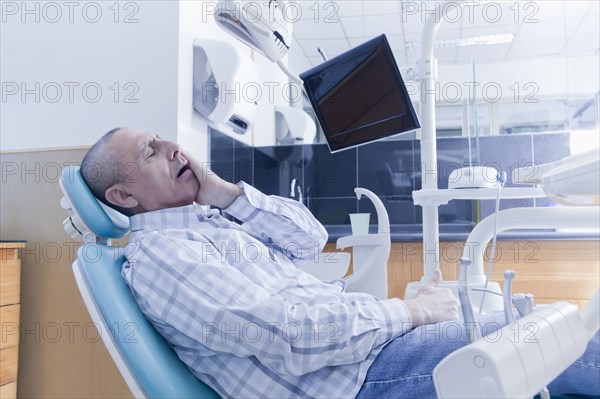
1, 1, 180, 151
177, 0, 291, 162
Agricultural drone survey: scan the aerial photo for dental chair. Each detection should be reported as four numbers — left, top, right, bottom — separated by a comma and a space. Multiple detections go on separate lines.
59, 166, 219, 399
59, 166, 361, 398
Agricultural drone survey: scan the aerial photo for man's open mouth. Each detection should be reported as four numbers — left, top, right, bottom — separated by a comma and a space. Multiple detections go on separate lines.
177, 163, 190, 179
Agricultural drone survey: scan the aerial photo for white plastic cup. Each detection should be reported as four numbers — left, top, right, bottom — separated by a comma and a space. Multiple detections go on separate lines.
349, 213, 370, 235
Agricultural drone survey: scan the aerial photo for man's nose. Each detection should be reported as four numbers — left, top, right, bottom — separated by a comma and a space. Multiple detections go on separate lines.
166, 141, 181, 160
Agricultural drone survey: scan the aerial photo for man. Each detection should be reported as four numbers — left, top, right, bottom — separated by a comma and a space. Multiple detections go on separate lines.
81, 127, 599, 398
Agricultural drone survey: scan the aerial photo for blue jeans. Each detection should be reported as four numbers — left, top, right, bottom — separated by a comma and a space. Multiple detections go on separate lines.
357, 312, 600, 398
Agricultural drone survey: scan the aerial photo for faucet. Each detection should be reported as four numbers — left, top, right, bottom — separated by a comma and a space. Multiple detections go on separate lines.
290, 179, 303, 203
336, 188, 391, 299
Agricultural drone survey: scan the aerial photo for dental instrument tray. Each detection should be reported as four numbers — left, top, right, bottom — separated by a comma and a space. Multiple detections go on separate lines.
300, 34, 420, 153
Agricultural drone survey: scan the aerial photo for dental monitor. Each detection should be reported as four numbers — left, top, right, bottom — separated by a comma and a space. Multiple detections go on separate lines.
300, 34, 420, 153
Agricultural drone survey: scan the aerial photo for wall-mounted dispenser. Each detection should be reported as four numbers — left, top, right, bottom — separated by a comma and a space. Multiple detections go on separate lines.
192, 39, 258, 135
274, 106, 317, 145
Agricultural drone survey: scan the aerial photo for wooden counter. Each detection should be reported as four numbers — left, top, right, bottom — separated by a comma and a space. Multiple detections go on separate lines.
1, 242, 25, 399
325, 240, 600, 308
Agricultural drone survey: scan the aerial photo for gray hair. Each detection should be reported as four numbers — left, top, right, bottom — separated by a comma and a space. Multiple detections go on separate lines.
80, 127, 133, 216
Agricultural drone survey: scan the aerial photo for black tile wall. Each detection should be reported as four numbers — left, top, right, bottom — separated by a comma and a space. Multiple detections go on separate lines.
357, 140, 415, 198
253, 145, 303, 198
307, 197, 357, 225
478, 135, 535, 219
533, 132, 570, 165
305, 144, 357, 198
234, 140, 254, 185
438, 201, 474, 224
209, 130, 235, 183
412, 140, 422, 191
209, 130, 573, 226
479, 135, 534, 187
413, 138, 475, 223
480, 198, 536, 220
358, 197, 416, 225
433, 138, 475, 223
436, 138, 471, 189
413, 138, 473, 191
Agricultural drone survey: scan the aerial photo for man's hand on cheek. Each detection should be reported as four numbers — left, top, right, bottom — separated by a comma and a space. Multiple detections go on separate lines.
182, 151, 243, 209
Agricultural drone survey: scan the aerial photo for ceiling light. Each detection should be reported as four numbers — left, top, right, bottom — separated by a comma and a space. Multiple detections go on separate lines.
405, 33, 515, 50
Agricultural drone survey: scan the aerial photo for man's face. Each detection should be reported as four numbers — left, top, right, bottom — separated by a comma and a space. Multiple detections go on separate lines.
105, 128, 199, 213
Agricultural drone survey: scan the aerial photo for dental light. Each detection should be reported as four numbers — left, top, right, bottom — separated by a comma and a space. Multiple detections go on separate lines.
214, 0, 302, 84
512, 148, 600, 206
405, 33, 515, 50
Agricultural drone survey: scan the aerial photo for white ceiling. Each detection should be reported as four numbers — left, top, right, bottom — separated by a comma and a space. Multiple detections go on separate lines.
288, 0, 600, 72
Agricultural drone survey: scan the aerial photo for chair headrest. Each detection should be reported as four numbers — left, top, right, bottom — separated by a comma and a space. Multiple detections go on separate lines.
60, 166, 130, 240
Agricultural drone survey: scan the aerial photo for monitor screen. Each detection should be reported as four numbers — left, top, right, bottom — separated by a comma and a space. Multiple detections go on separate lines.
300, 34, 420, 153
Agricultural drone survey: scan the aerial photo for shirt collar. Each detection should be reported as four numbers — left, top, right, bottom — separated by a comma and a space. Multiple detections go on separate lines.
129, 204, 215, 232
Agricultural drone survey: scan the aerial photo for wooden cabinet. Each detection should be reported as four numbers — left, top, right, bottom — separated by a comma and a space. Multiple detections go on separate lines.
325, 240, 600, 308
0, 242, 24, 399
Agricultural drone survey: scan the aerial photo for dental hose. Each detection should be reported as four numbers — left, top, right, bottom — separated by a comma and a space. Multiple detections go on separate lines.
276, 60, 303, 85
478, 171, 507, 314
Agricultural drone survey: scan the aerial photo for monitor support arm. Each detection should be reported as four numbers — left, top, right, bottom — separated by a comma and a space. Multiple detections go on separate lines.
415, 1, 464, 281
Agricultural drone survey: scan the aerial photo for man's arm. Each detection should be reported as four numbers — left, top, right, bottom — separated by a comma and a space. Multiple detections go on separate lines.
224, 183, 329, 263
185, 152, 328, 264
128, 233, 413, 377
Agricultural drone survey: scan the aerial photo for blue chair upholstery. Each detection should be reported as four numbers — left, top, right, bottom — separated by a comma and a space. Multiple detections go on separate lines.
60, 166, 130, 239
61, 166, 219, 399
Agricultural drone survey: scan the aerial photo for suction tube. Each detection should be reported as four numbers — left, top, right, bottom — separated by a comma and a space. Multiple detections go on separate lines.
459, 257, 482, 343
582, 289, 600, 339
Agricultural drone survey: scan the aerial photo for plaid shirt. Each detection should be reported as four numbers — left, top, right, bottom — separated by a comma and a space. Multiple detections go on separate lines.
122, 182, 412, 398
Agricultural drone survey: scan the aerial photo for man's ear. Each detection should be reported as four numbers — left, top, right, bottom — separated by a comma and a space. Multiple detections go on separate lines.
105, 184, 139, 210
